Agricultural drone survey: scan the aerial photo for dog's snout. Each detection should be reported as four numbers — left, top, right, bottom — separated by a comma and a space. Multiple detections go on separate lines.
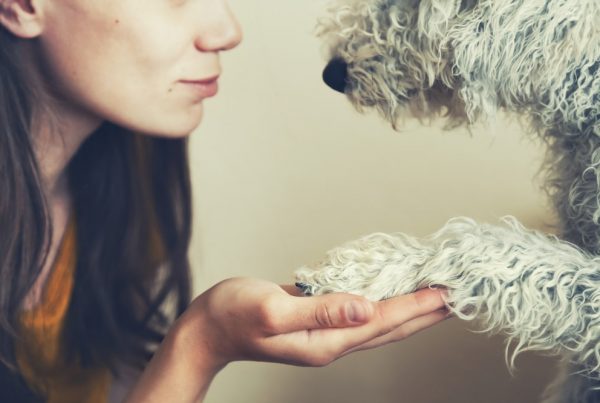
322, 58, 348, 93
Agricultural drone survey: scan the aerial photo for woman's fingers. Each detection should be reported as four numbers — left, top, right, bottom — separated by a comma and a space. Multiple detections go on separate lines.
274, 285, 446, 333
377, 288, 448, 327
320, 288, 448, 353
260, 288, 449, 365
277, 287, 447, 339
340, 308, 451, 357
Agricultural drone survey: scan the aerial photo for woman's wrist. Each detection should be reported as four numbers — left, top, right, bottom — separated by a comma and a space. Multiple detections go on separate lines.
172, 308, 229, 376
170, 315, 225, 401
124, 311, 226, 403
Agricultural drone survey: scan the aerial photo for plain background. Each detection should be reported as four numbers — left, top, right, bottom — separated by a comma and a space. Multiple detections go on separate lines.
188, 1, 561, 402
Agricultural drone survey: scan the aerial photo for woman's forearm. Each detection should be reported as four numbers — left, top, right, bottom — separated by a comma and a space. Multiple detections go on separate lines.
124, 317, 223, 403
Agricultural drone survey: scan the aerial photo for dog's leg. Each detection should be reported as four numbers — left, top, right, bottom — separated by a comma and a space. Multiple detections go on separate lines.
541, 362, 600, 403
538, 132, 600, 401
544, 132, 600, 255
294, 217, 600, 379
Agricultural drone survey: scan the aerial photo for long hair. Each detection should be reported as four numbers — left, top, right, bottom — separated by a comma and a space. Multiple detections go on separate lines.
0, 26, 193, 400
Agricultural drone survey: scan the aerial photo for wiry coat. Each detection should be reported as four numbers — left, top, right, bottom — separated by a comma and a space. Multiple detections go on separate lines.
294, 1, 600, 401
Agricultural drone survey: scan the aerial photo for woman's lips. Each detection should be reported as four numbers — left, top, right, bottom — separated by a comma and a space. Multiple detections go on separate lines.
179, 76, 219, 98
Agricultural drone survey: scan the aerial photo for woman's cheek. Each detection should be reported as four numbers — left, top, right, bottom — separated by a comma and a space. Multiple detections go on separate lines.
106, 83, 205, 138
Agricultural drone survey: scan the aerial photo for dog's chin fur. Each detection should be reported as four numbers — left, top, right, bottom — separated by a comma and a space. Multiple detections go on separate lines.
301, 0, 600, 401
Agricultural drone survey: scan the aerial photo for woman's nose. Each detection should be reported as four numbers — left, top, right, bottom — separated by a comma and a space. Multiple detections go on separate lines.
195, 1, 243, 52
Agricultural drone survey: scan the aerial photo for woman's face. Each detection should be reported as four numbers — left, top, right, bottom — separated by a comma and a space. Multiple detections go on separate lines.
37, 0, 242, 137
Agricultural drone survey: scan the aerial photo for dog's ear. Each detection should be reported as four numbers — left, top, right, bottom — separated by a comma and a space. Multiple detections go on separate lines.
323, 58, 348, 94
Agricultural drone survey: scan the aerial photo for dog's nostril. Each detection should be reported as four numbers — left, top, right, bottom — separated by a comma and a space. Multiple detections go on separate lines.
322, 58, 348, 94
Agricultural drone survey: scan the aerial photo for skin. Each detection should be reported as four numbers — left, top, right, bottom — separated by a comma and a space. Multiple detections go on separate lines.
0, 0, 451, 401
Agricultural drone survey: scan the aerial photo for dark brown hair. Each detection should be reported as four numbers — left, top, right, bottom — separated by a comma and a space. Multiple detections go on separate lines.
0, 26, 192, 400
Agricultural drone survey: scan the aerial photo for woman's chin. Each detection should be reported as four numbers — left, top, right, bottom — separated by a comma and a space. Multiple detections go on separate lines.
128, 106, 205, 139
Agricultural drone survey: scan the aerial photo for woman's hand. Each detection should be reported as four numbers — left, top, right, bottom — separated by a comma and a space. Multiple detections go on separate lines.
125, 277, 449, 403
180, 277, 449, 370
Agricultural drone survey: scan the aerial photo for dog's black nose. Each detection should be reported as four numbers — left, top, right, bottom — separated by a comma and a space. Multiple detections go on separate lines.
322, 58, 348, 93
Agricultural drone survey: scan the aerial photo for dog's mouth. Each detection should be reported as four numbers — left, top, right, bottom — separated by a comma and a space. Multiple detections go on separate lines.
323, 58, 348, 94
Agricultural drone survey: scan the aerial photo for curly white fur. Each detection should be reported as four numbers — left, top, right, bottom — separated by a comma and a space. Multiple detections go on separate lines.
317, 0, 599, 135
295, 217, 600, 377
298, 0, 600, 401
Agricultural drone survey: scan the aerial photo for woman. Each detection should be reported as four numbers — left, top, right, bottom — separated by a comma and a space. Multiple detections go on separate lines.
0, 0, 450, 402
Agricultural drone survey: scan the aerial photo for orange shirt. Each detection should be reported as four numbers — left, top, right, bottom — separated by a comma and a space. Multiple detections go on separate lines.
15, 216, 111, 403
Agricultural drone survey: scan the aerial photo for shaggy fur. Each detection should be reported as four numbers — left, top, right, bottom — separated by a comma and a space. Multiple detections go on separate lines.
294, 1, 600, 401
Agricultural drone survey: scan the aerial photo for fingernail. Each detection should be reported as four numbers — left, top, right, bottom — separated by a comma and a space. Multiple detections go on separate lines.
347, 301, 369, 323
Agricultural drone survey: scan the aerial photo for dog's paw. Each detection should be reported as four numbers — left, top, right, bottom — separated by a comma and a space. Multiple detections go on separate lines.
294, 232, 434, 301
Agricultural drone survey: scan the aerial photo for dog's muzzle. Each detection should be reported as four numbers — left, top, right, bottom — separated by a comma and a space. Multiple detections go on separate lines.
322, 58, 348, 94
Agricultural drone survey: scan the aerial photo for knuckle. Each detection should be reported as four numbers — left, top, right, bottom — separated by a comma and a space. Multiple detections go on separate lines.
394, 327, 408, 341
374, 305, 386, 322
376, 325, 392, 338
412, 292, 425, 310
411, 289, 438, 313
373, 306, 388, 329
374, 312, 394, 337
257, 296, 281, 332
314, 304, 335, 328
306, 351, 335, 367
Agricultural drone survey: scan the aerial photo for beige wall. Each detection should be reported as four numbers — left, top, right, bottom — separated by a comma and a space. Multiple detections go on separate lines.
188, 1, 559, 402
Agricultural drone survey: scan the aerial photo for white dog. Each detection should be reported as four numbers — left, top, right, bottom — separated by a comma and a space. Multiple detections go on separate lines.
294, 1, 600, 401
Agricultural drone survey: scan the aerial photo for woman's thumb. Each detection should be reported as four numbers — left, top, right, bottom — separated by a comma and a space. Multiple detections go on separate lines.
280, 294, 374, 333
